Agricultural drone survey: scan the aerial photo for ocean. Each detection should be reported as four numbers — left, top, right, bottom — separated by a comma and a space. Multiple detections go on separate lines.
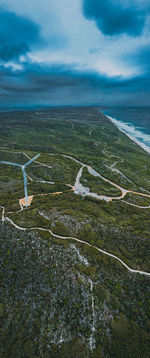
102, 107, 150, 154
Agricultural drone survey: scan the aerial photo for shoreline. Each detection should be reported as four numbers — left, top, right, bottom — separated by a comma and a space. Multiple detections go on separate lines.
106, 114, 150, 155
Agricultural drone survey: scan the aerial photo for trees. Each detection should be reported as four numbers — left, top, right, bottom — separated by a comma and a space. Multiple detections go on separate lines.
110, 316, 150, 358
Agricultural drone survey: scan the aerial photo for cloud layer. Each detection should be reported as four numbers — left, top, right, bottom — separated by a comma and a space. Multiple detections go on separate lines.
82, 0, 146, 36
0, 1, 150, 107
0, 60, 150, 107
0, 7, 42, 61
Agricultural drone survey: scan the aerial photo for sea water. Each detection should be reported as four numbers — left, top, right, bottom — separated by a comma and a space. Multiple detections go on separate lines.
102, 107, 150, 154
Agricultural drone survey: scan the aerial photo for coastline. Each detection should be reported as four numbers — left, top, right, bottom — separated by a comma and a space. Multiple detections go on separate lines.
106, 114, 150, 155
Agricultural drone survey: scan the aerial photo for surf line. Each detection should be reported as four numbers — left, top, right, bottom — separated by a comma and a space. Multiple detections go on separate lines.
106, 114, 150, 155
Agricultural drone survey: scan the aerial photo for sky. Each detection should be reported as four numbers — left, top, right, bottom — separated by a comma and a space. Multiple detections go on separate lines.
0, 0, 150, 107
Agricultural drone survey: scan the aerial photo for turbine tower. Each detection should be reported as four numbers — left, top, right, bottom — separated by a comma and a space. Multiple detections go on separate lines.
0, 154, 40, 206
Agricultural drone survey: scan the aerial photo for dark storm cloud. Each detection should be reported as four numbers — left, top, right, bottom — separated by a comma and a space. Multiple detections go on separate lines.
0, 7, 42, 61
82, 0, 146, 36
0, 61, 133, 94
0, 61, 150, 107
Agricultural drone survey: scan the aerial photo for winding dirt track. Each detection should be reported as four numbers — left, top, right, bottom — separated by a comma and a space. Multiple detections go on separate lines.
1, 146, 150, 205
21, 150, 150, 205
0, 148, 150, 276
0, 206, 150, 277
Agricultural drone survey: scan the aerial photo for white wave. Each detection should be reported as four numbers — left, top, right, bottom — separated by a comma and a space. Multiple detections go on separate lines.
106, 115, 150, 154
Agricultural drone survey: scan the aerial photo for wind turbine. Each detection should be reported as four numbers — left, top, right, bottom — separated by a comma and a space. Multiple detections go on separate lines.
0, 154, 40, 206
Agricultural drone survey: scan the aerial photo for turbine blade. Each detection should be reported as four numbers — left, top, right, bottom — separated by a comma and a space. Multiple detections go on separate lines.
25, 154, 40, 167
0, 160, 21, 167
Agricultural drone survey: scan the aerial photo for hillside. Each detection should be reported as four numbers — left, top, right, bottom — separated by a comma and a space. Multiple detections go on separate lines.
0, 107, 150, 358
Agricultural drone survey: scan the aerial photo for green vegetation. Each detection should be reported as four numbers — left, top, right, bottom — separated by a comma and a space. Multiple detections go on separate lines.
0, 107, 150, 357
81, 166, 121, 196
125, 192, 150, 206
